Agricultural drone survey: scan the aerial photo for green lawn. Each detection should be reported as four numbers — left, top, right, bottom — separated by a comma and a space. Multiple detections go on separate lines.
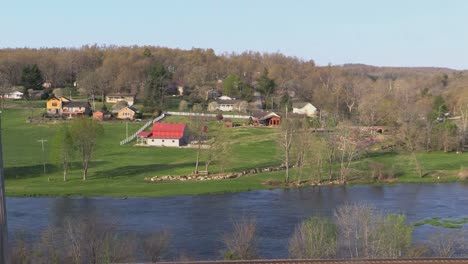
2, 108, 467, 197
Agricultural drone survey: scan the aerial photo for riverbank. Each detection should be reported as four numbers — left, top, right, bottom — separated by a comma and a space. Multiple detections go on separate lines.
6, 167, 467, 197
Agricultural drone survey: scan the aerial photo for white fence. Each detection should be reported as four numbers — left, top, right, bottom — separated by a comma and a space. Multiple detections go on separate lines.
119, 113, 166, 145
166, 111, 251, 119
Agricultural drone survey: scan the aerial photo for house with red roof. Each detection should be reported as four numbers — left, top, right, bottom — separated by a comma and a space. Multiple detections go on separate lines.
137, 123, 188, 147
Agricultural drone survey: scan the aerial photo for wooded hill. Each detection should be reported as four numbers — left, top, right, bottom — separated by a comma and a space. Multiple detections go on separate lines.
0, 46, 466, 126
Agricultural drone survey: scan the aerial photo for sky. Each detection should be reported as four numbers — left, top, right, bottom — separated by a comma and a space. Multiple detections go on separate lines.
1, 0, 468, 69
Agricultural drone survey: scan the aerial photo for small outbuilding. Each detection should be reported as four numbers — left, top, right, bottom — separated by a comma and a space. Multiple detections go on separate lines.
93, 110, 111, 121
250, 112, 282, 126
3, 91, 23, 100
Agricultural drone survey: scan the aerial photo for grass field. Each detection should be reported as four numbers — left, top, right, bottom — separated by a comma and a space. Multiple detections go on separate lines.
2, 108, 467, 197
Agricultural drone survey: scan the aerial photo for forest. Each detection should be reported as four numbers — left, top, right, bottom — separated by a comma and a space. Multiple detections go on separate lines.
0, 45, 467, 153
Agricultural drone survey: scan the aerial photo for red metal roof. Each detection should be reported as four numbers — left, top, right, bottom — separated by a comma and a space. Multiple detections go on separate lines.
137, 131, 152, 138
151, 123, 186, 139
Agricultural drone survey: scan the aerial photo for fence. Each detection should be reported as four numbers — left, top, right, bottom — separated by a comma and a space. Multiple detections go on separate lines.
166, 111, 251, 119
119, 113, 166, 145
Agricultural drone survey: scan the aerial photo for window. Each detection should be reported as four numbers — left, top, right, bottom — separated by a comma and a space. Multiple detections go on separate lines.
162, 140, 165, 142
172, 140, 175, 143
52, 103, 57, 107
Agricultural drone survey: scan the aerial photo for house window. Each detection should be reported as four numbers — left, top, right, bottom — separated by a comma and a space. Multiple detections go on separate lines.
172, 140, 175, 143
162, 140, 165, 142
52, 103, 57, 107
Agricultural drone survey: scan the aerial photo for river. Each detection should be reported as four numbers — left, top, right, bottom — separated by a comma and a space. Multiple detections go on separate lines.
7, 183, 468, 259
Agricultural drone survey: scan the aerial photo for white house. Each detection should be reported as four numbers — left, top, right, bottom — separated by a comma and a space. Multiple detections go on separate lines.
105, 93, 135, 106
3, 91, 23, 100
215, 96, 241, 112
292, 102, 318, 117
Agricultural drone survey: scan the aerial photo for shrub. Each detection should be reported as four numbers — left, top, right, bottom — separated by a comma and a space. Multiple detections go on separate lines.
289, 216, 337, 259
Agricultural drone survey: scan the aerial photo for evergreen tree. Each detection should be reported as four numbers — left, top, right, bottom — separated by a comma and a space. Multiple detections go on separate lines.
21, 64, 44, 91
223, 74, 241, 98
256, 68, 276, 109
144, 63, 172, 108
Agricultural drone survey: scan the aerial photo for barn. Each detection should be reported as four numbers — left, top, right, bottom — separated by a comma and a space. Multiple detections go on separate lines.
137, 123, 188, 147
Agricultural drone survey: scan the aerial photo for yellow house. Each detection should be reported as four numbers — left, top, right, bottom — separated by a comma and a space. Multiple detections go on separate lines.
46, 96, 71, 115
116, 106, 139, 120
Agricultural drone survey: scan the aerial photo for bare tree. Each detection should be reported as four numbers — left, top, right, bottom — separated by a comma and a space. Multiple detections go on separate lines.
69, 118, 104, 180
429, 230, 467, 258
336, 128, 363, 183
334, 203, 413, 259
223, 217, 257, 260
334, 203, 378, 258
456, 92, 468, 151
291, 118, 313, 184
188, 116, 208, 174
64, 216, 136, 264
51, 124, 74, 181
278, 113, 297, 183
142, 231, 170, 262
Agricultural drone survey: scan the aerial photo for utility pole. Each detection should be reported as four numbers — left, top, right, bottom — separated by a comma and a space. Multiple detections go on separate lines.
126, 121, 128, 139
0, 111, 8, 263
37, 139, 48, 176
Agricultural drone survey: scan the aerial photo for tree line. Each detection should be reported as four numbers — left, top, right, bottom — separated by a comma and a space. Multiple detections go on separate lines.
1, 46, 465, 113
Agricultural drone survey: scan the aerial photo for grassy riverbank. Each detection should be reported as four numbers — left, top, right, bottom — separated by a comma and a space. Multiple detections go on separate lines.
2, 108, 467, 197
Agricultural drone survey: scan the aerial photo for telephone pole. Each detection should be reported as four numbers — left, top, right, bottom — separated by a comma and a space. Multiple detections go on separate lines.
0, 111, 9, 263
37, 139, 48, 175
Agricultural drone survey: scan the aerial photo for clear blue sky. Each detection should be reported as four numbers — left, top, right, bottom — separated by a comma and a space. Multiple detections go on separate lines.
2, 0, 468, 69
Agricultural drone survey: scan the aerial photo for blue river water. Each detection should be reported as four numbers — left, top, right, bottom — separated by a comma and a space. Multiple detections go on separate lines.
6, 183, 468, 259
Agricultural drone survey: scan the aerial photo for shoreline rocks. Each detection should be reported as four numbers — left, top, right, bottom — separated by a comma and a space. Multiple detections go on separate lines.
144, 165, 289, 183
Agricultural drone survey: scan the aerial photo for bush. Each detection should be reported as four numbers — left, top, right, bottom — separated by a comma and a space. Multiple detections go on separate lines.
178, 100, 188, 111
289, 216, 337, 259
192, 103, 203, 112
458, 167, 468, 181
368, 161, 401, 181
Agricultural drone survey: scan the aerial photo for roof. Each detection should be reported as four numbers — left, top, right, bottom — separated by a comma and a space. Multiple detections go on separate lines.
58, 96, 71, 102
216, 99, 241, 105
292, 102, 316, 109
218, 95, 233, 100
63, 101, 90, 107
251, 111, 281, 121
118, 106, 139, 113
137, 131, 152, 138
150, 123, 186, 139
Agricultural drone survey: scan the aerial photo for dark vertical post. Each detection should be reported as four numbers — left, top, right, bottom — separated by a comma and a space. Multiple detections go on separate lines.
0, 111, 8, 263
